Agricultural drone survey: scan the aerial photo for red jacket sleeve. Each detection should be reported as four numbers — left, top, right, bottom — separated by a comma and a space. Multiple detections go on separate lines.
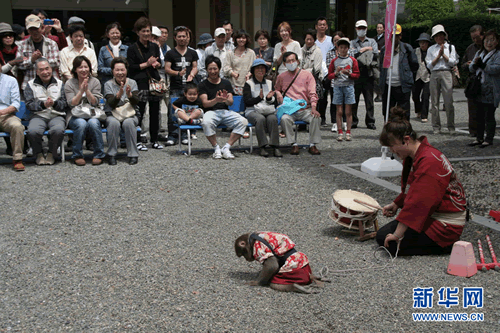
349, 57, 360, 80
327, 57, 338, 80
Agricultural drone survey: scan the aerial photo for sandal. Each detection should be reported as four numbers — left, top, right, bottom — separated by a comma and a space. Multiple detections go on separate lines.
152, 142, 164, 149
468, 140, 483, 147
279, 131, 286, 138
136, 143, 148, 151
479, 141, 492, 148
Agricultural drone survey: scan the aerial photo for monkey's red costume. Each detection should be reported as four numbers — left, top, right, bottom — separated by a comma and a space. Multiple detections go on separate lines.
252, 232, 312, 285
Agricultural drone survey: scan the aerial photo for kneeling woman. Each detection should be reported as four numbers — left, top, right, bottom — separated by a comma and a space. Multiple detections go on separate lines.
65, 55, 106, 166
103, 57, 140, 165
376, 107, 467, 256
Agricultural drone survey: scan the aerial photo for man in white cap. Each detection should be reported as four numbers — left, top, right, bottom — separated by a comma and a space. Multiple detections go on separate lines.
65, 16, 94, 51
425, 24, 458, 135
205, 27, 230, 78
350, 19, 378, 130
16, 14, 60, 91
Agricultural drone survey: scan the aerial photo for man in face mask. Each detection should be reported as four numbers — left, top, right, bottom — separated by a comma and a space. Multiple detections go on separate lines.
275, 52, 322, 155
350, 20, 378, 130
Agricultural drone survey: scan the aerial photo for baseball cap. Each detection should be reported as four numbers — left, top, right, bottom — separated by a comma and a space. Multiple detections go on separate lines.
355, 20, 368, 28
214, 27, 226, 37
25, 14, 42, 29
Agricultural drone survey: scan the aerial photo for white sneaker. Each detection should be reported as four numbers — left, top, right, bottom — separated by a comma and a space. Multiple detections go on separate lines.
342, 122, 347, 131
221, 147, 235, 159
26, 147, 33, 157
181, 138, 189, 145
191, 133, 198, 140
213, 146, 222, 159
331, 123, 337, 133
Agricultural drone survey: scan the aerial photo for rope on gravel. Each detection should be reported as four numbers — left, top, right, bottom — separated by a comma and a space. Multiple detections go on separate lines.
325, 243, 401, 276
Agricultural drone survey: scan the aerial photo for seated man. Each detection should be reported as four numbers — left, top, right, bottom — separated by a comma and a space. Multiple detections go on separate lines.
275, 51, 321, 155
199, 55, 248, 159
0, 71, 24, 171
25, 58, 67, 165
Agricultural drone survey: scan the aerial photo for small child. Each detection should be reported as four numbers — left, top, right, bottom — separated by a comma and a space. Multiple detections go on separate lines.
172, 82, 204, 125
327, 37, 360, 141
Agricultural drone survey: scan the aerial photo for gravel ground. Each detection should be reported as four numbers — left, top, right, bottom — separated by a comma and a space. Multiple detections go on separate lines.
1, 90, 500, 332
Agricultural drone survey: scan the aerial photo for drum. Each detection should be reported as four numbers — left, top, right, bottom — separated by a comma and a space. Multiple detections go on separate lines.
329, 189, 380, 230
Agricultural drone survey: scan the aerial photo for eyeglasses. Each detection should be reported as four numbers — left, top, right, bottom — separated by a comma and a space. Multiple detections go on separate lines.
174, 26, 187, 31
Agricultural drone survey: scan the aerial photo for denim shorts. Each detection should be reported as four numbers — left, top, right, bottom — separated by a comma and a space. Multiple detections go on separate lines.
332, 85, 355, 105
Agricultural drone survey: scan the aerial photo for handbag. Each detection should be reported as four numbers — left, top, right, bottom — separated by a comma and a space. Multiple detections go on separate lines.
112, 102, 136, 122
72, 102, 106, 121
136, 43, 168, 96
254, 101, 276, 116
464, 73, 481, 99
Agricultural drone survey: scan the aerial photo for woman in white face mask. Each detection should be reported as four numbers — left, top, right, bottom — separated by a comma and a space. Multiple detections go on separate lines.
273, 21, 302, 75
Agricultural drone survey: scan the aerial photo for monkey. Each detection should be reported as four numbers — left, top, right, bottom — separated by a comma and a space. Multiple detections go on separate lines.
234, 232, 330, 293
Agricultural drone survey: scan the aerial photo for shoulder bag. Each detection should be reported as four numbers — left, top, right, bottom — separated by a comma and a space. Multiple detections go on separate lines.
136, 43, 168, 96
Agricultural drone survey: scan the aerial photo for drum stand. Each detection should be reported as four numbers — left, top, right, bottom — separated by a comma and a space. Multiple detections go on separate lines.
341, 219, 379, 241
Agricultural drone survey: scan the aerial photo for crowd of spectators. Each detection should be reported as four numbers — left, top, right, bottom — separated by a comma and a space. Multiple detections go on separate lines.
0, 10, 499, 171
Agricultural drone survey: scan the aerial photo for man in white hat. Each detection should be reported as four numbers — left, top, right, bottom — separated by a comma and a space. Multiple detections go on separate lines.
350, 19, 378, 130
16, 14, 60, 91
205, 27, 230, 78
425, 24, 458, 134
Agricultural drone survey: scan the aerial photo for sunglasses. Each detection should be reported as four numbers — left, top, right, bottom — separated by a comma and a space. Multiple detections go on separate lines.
174, 26, 187, 31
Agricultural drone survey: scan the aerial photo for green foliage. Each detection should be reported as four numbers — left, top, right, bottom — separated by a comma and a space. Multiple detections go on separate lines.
406, 0, 455, 22
367, 12, 500, 86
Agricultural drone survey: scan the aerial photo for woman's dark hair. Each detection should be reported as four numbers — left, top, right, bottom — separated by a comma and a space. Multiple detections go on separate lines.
482, 29, 500, 51
31, 9, 48, 19
205, 55, 221, 70
68, 25, 86, 37
233, 29, 251, 48
105, 22, 122, 39
133, 17, 151, 33
184, 82, 198, 93
332, 31, 345, 38
254, 29, 270, 42
11, 24, 25, 41
110, 56, 128, 71
71, 55, 92, 78
379, 106, 417, 146
303, 29, 317, 41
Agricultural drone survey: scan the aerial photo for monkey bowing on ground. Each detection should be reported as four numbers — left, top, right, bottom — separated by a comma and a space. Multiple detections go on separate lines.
234, 232, 330, 293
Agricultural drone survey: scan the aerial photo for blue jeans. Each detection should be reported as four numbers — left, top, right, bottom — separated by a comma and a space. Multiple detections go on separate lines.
68, 117, 106, 159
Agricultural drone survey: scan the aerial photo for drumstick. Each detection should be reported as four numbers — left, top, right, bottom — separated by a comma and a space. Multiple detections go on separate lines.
354, 199, 383, 211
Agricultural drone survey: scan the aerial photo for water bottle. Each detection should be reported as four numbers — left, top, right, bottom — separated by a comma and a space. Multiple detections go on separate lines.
99, 98, 105, 110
